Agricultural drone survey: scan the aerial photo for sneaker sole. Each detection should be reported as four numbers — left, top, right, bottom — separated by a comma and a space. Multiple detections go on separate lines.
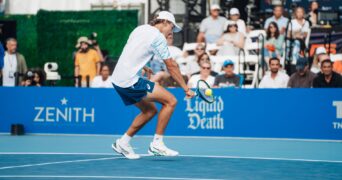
112, 143, 140, 160
148, 147, 179, 157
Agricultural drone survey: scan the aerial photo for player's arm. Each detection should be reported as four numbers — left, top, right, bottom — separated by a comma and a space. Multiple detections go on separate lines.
164, 58, 194, 97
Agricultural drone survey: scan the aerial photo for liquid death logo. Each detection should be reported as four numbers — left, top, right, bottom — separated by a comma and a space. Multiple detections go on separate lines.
333, 101, 342, 129
33, 97, 95, 124
185, 96, 224, 130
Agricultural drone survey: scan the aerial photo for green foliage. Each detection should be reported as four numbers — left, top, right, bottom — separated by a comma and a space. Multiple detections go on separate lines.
2, 10, 138, 86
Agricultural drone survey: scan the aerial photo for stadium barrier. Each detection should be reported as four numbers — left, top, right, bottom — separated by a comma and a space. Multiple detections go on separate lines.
0, 87, 341, 140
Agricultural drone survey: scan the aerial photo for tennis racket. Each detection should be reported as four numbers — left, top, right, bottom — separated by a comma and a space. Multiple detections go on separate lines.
194, 80, 215, 103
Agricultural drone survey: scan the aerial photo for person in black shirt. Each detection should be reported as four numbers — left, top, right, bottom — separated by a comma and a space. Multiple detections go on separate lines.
313, 59, 342, 88
214, 60, 241, 88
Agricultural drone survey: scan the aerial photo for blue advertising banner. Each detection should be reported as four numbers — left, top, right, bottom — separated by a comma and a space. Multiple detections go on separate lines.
0, 87, 341, 140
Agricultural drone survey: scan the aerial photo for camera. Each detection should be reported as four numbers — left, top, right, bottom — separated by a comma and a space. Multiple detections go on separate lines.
44, 62, 61, 81
88, 32, 98, 46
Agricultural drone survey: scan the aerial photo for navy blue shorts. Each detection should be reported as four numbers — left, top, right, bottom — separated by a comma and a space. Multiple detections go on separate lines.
113, 78, 155, 106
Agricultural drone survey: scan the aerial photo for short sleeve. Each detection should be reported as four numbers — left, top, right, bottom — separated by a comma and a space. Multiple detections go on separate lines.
199, 19, 207, 33
75, 54, 80, 66
93, 50, 100, 63
151, 33, 171, 61
302, 21, 310, 33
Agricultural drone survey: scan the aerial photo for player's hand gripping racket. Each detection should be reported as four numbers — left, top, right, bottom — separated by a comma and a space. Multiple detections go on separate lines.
194, 80, 214, 103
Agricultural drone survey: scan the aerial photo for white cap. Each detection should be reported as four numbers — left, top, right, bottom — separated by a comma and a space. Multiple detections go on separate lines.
316, 47, 327, 55
157, 11, 181, 33
230, 8, 240, 15
210, 4, 221, 10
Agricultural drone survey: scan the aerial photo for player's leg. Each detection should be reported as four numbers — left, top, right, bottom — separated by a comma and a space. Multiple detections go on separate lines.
126, 100, 158, 136
112, 99, 157, 160
144, 84, 179, 156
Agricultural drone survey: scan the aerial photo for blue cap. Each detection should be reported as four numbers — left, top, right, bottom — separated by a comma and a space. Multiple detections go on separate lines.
223, 60, 234, 67
296, 57, 308, 70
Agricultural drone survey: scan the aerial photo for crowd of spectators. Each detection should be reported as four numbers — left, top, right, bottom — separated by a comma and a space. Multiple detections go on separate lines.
1, 1, 342, 88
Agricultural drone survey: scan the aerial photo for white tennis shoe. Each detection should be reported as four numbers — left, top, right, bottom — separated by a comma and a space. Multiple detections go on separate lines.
112, 139, 140, 160
148, 141, 179, 156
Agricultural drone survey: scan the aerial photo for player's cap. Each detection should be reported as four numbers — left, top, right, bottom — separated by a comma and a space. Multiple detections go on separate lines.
157, 11, 181, 33
223, 60, 234, 67
315, 47, 327, 55
210, 4, 221, 10
75, 36, 91, 48
296, 57, 308, 70
230, 8, 240, 15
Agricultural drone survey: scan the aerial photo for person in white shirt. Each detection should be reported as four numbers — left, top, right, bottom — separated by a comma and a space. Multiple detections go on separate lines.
289, 7, 310, 41
91, 64, 112, 88
111, 11, 195, 160
188, 61, 215, 88
259, 57, 289, 88
197, 4, 228, 43
1, 38, 27, 87
228, 8, 246, 36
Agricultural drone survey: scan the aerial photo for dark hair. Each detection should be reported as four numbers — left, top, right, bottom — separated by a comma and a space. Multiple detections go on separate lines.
269, 57, 280, 65
149, 18, 168, 26
321, 59, 333, 66
225, 24, 238, 33
266, 22, 280, 40
100, 63, 110, 72
197, 53, 210, 64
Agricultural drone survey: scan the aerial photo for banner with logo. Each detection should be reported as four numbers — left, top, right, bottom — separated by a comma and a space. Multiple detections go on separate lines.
0, 87, 341, 140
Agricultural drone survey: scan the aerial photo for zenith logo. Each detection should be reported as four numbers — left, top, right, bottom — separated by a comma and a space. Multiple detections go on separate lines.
332, 101, 342, 129
33, 97, 95, 123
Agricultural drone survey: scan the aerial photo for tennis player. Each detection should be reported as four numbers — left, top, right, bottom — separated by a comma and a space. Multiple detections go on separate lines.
111, 11, 195, 159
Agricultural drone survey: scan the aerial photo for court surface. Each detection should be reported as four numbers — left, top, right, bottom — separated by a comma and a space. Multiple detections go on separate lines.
0, 134, 341, 180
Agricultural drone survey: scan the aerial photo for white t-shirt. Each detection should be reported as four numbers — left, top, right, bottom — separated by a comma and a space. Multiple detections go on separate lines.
290, 19, 310, 35
259, 71, 289, 88
91, 76, 113, 88
188, 74, 215, 88
111, 25, 171, 88
2, 52, 17, 87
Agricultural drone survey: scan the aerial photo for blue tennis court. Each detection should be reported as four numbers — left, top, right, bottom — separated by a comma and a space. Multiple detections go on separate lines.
0, 134, 341, 180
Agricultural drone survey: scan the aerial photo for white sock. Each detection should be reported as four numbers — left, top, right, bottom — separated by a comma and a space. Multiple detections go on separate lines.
120, 133, 132, 144
153, 134, 163, 144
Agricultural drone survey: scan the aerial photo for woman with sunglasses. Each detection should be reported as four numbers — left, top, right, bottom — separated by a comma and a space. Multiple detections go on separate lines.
187, 61, 215, 88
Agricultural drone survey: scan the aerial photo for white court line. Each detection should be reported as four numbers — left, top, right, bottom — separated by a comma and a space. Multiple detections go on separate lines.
0, 152, 341, 164
1, 133, 341, 142
0, 156, 123, 170
0, 175, 224, 180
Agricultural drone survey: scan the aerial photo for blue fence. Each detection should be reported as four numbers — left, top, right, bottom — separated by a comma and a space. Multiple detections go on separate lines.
0, 87, 342, 140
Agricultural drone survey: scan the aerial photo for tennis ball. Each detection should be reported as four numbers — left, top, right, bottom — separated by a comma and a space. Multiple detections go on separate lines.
205, 89, 212, 96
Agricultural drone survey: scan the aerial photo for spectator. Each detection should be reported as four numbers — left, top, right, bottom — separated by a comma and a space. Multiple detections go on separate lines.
289, 7, 310, 41
74, 37, 101, 87
188, 61, 215, 88
287, 57, 315, 88
1, 38, 27, 87
191, 53, 219, 77
91, 64, 112, 88
311, 47, 327, 74
313, 59, 342, 88
264, 22, 285, 67
216, 21, 245, 56
264, 5, 289, 35
184, 43, 206, 76
21, 70, 44, 87
214, 60, 241, 88
228, 8, 246, 35
197, 4, 228, 43
308, 1, 319, 27
259, 57, 289, 88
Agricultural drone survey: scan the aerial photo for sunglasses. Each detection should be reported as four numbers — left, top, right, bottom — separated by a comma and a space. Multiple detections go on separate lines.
196, 48, 205, 51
